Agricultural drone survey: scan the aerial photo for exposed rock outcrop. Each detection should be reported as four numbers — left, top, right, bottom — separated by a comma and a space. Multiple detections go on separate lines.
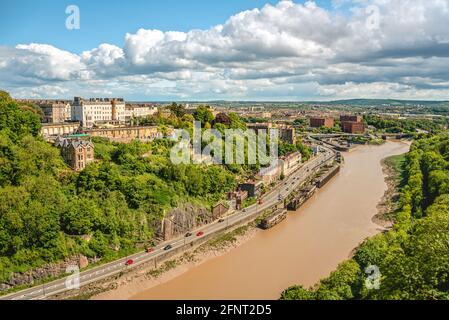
0, 255, 91, 292
157, 203, 224, 241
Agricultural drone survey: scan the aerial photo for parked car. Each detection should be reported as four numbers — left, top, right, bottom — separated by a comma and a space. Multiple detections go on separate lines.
185, 232, 192, 237
164, 245, 173, 251
146, 247, 155, 253
125, 259, 134, 266
196, 231, 204, 237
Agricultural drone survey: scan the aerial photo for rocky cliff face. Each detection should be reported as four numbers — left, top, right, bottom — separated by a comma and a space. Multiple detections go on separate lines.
157, 203, 221, 240
0, 255, 90, 292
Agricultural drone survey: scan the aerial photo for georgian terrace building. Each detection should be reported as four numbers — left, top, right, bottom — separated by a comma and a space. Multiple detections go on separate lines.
72, 97, 126, 127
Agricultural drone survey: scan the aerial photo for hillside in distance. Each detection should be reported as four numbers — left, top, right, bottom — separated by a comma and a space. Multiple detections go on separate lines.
308, 99, 449, 107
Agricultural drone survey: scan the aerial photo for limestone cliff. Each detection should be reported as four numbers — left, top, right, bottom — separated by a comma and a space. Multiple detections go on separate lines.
157, 203, 225, 241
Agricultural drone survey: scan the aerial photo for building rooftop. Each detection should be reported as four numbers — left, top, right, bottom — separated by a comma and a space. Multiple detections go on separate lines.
55, 136, 94, 149
73, 97, 125, 105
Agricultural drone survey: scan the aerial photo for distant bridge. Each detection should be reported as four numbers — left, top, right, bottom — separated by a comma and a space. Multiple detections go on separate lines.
380, 133, 414, 140
308, 132, 413, 140
308, 133, 365, 139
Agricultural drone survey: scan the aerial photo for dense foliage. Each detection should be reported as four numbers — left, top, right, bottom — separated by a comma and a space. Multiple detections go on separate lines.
364, 115, 448, 134
0, 92, 311, 285
0, 94, 237, 283
279, 140, 312, 160
281, 133, 449, 300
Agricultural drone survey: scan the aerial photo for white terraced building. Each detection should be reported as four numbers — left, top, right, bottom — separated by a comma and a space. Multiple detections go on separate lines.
72, 97, 126, 127
124, 105, 158, 122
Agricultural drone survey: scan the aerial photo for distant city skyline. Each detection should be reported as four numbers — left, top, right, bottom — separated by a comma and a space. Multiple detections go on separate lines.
1, 0, 449, 101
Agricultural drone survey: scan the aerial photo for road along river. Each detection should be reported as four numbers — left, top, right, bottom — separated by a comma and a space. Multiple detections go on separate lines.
128, 141, 410, 300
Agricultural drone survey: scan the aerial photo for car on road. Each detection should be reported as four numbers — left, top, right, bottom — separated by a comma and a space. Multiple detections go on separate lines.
218, 219, 225, 223
146, 247, 155, 253
242, 208, 247, 212
125, 259, 134, 266
185, 232, 193, 237
258, 199, 263, 205
196, 231, 204, 237
164, 245, 173, 251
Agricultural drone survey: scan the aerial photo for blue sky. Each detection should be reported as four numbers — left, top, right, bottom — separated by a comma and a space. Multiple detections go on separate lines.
1, 0, 449, 101
1, 0, 333, 53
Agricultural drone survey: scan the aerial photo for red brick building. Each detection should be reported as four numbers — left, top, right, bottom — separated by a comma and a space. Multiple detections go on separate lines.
340, 114, 365, 134
340, 115, 363, 123
310, 117, 335, 128
341, 121, 366, 134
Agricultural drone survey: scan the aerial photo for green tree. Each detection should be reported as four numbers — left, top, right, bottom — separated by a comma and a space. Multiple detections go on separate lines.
228, 113, 246, 130
0, 100, 41, 141
193, 105, 214, 126
168, 102, 186, 118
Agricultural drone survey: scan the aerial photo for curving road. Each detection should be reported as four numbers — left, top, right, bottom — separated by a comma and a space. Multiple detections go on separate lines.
1, 147, 336, 300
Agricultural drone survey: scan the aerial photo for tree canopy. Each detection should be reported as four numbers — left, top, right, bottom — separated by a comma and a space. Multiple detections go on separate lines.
0, 94, 238, 284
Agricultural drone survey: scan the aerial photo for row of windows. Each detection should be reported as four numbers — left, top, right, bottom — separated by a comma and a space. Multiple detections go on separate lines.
85, 112, 125, 116
81, 105, 125, 110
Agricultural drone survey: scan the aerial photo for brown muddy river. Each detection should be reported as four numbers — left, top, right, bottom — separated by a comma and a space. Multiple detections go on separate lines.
132, 141, 410, 300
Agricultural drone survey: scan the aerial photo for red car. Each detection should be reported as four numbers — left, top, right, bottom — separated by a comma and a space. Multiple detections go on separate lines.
196, 231, 204, 237
125, 259, 134, 266
146, 248, 155, 253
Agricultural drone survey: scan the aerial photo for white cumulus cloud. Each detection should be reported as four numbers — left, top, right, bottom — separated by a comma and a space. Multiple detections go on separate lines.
1, 0, 449, 100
